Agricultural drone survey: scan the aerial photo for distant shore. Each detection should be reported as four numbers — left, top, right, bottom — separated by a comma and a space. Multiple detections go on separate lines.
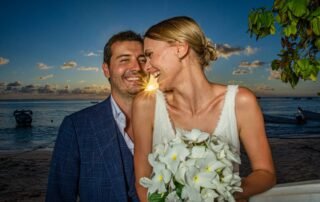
0, 95, 318, 101
1, 137, 320, 201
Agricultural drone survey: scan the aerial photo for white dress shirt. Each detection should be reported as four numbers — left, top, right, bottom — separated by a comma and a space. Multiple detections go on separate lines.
110, 96, 134, 155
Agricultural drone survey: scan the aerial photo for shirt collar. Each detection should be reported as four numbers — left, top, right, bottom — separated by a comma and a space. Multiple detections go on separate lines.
110, 95, 126, 124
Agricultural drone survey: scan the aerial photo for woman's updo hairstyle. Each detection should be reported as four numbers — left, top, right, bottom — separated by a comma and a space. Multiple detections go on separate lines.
144, 16, 217, 69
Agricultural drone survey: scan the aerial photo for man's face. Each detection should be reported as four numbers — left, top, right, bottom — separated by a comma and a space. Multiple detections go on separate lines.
103, 41, 146, 97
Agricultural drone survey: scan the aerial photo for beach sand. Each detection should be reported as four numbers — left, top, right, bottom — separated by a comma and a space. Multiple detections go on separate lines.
1, 138, 320, 201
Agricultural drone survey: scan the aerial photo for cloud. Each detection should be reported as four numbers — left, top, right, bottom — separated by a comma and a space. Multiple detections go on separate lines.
244, 46, 258, 55
57, 85, 70, 94
79, 80, 86, 83
256, 84, 275, 91
216, 44, 242, 59
84, 51, 99, 57
7, 81, 22, 87
0, 82, 6, 88
232, 68, 251, 75
71, 84, 110, 95
0, 82, 6, 92
37, 62, 53, 70
20, 84, 38, 93
5, 81, 22, 92
38, 84, 56, 94
61, 60, 77, 70
39, 74, 54, 80
215, 44, 259, 59
268, 69, 281, 80
0, 57, 9, 65
77, 66, 99, 72
239, 60, 265, 68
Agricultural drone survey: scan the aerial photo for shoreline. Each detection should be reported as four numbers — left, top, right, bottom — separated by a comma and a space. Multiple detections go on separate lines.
1, 138, 320, 201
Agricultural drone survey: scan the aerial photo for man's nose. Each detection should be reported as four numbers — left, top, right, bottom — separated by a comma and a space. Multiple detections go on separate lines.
130, 59, 143, 71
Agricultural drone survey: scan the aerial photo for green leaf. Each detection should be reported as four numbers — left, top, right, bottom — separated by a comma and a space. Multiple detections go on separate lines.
148, 192, 167, 202
174, 181, 184, 198
315, 38, 320, 50
273, 0, 286, 10
287, 0, 309, 17
310, 7, 320, 17
275, 14, 281, 23
311, 17, 320, 36
270, 25, 276, 35
310, 73, 317, 81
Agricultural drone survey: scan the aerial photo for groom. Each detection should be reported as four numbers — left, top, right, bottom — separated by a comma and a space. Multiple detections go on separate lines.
46, 31, 146, 201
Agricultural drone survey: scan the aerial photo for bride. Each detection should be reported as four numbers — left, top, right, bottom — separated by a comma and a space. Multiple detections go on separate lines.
133, 16, 276, 202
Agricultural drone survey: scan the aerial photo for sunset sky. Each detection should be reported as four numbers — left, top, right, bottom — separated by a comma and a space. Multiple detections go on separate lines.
0, 0, 319, 99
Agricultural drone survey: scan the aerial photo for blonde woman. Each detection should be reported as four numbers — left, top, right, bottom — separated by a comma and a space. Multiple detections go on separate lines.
133, 16, 276, 202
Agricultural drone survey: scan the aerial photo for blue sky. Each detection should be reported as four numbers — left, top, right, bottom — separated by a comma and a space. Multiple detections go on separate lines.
0, 0, 319, 99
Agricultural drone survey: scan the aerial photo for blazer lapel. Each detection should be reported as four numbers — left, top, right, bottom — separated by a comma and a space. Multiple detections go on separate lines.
91, 98, 128, 201
116, 128, 138, 200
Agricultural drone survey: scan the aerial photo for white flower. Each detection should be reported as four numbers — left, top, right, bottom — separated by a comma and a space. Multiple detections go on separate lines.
198, 158, 226, 175
180, 129, 210, 143
189, 145, 206, 159
142, 128, 242, 202
181, 185, 202, 202
201, 188, 219, 202
140, 163, 171, 194
159, 143, 189, 174
165, 191, 182, 202
185, 167, 216, 191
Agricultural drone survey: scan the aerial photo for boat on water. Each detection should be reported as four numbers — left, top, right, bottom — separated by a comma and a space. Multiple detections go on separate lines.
13, 109, 33, 127
298, 107, 320, 121
263, 114, 305, 125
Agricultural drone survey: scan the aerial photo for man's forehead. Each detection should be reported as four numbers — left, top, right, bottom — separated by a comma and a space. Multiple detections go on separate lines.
112, 41, 142, 50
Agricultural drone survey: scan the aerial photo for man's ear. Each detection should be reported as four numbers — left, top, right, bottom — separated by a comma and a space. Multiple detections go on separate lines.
102, 63, 110, 79
176, 41, 189, 59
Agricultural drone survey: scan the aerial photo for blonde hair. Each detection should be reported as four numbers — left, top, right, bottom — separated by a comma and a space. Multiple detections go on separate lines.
144, 16, 217, 69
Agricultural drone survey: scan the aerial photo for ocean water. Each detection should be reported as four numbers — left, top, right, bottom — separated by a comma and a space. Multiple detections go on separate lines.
0, 97, 319, 151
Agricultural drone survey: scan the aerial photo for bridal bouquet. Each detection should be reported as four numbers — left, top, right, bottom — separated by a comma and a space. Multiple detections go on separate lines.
140, 129, 242, 202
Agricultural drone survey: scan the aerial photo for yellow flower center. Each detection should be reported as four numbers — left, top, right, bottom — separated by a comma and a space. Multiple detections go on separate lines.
158, 175, 163, 182
193, 175, 199, 183
171, 154, 177, 161
206, 166, 211, 172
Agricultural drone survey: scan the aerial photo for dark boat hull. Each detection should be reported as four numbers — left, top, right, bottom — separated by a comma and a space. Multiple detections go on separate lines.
301, 109, 320, 121
263, 114, 304, 125
13, 110, 33, 127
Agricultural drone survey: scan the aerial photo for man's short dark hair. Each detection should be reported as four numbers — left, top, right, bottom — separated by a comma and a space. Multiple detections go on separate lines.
103, 30, 143, 65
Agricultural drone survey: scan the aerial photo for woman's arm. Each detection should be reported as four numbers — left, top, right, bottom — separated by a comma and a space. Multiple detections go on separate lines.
132, 91, 156, 202
235, 87, 276, 201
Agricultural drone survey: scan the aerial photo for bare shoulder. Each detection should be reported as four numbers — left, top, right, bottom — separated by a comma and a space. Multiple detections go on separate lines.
236, 86, 259, 108
133, 90, 157, 111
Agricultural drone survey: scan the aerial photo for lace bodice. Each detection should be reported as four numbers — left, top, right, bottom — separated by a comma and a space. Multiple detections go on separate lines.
152, 85, 240, 155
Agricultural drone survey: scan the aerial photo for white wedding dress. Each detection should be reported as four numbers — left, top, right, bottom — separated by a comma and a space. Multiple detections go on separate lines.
152, 85, 240, 171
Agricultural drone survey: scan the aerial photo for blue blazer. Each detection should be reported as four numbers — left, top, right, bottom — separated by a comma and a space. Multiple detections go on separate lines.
46, 97, 139, 202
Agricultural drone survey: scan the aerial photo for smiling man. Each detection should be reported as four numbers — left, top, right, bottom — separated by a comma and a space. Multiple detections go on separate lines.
46, 31, 146, 202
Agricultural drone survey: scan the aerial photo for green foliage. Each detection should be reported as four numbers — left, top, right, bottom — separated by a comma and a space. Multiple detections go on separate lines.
148, 192, 168, 202
248, 0, 320, 93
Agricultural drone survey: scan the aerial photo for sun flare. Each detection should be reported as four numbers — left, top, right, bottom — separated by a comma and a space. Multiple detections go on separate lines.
144, 75, 159, 92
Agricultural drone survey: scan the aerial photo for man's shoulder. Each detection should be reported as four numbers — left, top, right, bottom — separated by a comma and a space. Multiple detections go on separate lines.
68, 98, 111, 120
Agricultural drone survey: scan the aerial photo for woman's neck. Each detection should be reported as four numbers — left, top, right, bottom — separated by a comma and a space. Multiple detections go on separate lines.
167, 63, 214, 115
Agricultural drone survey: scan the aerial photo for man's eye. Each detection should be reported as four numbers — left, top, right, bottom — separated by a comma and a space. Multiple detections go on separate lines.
139, 58, 147, 64
120, 59, 129, 62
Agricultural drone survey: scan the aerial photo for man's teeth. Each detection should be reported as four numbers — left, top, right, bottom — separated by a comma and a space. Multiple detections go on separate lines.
127, 77, 139, 81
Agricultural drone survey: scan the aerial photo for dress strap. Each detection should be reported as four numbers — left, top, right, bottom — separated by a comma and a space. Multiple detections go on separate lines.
153, 90, 175, 146
214, 85, 240, 153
